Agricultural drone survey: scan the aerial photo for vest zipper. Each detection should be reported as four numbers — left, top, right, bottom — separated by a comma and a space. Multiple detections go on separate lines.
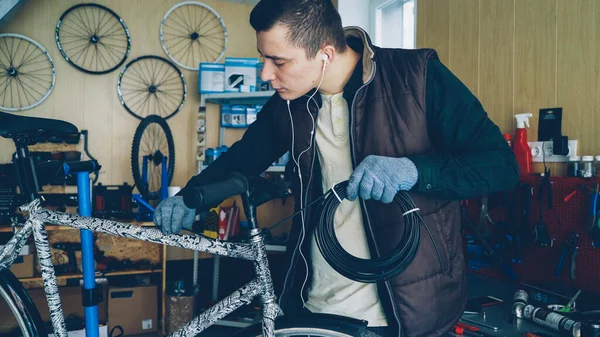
349, 60, 403, 337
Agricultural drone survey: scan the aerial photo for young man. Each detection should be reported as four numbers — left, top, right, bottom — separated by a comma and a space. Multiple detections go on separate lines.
154, 0, 519, 336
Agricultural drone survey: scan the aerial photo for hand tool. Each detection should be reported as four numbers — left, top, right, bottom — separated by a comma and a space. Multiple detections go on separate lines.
553, 231, 579, 281
534, 171, 554, 247
558, 289, 581, 313
460, 317, 500, 331
456, 322, 495, 337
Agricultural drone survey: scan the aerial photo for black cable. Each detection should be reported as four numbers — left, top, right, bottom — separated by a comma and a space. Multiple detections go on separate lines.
314, 181, 445, 283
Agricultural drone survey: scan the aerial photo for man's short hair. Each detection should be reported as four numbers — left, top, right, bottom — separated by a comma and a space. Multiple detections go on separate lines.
250, 0, 347, 59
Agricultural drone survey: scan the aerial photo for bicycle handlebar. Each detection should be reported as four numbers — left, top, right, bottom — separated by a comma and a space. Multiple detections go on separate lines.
182, 172, 249, 211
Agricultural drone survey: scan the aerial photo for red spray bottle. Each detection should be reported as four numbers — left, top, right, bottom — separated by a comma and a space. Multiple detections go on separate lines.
513, 113, 533, 176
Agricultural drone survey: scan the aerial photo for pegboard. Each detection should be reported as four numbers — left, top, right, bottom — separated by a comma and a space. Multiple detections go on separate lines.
465, 175, 600, 294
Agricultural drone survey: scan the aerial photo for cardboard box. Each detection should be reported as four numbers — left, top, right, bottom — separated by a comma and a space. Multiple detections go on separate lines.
0, 286, 108, 334
108, 285, 157, 335
198, 63, 225, 94
10, 254, 34, 278
49, 324, 108, 337
29, 285, 108, 324
224, 57, 259, 92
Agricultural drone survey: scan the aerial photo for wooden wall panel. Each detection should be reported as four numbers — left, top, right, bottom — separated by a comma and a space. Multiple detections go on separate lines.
449, 0, 479, 96
557, 0, 595, 156
514, 0, 557, 143
596, 0, 600, 158
478, 0, 514, 134
419, 0, 600, 166
0, 0, 259, 187
416, 0, 427, 49
423, 0, 450, 65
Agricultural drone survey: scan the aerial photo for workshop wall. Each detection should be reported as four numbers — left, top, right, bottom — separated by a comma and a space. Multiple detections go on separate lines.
417, 0, 599, 157
0, 0, 258, 190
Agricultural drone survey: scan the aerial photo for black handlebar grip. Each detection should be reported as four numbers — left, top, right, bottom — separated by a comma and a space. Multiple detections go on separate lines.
64, 160, 101, 174
182, 172, 249, 210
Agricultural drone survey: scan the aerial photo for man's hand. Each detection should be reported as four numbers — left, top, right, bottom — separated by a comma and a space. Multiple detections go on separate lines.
153, 196, 195, 234
347, 155, 418, 203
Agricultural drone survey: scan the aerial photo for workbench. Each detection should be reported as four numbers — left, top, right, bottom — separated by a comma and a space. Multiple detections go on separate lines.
446, 272, 561, 337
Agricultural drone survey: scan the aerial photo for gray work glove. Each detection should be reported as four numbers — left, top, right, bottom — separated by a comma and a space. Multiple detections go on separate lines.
153, 196, 195, 234
347, 155, 418, 204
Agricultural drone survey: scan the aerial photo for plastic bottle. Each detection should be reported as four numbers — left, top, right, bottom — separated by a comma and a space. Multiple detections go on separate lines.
503, 133, 512, 148
567, 156, 581, 177
580, 156, 594, 178
513, 113, 533, 176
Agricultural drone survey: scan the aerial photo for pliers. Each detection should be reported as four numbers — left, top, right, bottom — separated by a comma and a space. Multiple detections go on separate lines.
553, 231, 579, 281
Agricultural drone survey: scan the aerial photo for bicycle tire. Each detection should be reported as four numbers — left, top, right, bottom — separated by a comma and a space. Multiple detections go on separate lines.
56, 3, 131, 74
0, 270, 47, 337
234, 315, 381, 337
117, 55, 186, 120
131, 115, 175, 199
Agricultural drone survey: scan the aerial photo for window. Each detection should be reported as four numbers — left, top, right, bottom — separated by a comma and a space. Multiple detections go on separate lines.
370, 0, 416, 49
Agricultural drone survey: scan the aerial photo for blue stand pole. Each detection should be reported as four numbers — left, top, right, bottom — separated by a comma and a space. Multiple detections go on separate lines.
161, 157, 168, 200
77, 172, 99, 337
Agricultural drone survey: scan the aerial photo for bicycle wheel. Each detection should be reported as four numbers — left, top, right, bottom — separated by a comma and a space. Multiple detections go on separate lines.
117, 55, 186, 120
131, 115, 175, 200
56, 3, 131, 74
0, 270, 47, 337
160, 1, 227, 70
234, 316, 380, 337
0, 33, 55, 112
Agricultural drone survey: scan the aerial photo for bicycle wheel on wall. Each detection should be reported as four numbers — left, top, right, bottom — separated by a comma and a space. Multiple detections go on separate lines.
160, 1, 227, 70
56, 3, 131, 74
0, 270, 47, 337
131, 115, 175, 200
117, 55, 187, 120
0, 33, 55, 112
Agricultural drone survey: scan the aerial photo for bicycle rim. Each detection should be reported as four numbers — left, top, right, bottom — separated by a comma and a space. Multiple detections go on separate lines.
56, 3, 131, 74
160, 1, 227, 70
131, 115, 175, 199
0, 33, 55, 111
0, 270, 46, 337
246, 327, 354, 336
117, 55, 186, 120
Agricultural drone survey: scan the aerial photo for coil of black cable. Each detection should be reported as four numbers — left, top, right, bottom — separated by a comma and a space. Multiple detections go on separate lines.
314, 180, 444, 283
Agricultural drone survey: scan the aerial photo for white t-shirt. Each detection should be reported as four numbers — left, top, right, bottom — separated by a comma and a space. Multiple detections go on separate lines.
304, 91, 388, 327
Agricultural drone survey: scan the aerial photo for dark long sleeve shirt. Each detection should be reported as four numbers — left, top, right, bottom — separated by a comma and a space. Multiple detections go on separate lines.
183, 57, 518, 202
407, 59, 518, 199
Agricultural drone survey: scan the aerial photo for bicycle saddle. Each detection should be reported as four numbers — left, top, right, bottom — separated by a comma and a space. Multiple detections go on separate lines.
0, 111, 78, 140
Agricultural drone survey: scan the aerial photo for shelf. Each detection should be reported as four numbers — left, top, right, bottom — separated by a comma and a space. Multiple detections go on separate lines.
203, 91, 275, 105
213, 319, 254, 328
19, 268, 162, 282
39, 185, 78, 194
265, 244, 286, 252
0, 221, 155, 232
199, 164, 285, 173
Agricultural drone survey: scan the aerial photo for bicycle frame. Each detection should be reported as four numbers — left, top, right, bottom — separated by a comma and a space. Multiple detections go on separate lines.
0, 199, 283, 337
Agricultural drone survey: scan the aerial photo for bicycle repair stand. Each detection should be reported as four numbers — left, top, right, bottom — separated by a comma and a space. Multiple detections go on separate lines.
65, 163, 103, 337
132, 155, 168, 222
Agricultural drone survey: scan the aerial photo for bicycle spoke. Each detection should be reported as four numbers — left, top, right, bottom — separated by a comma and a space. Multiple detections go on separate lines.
0, 34, 54, 111
160, 2, 227, 69
118, 56, 185, 120
57, 4, 130, 74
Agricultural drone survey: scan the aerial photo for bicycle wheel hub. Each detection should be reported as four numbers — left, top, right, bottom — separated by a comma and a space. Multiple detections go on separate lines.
190, 32, 199, 40
90, 34, 100, 44
150, 150, 164, 166
148, 85, 157, 94
7, 67, 17, 77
